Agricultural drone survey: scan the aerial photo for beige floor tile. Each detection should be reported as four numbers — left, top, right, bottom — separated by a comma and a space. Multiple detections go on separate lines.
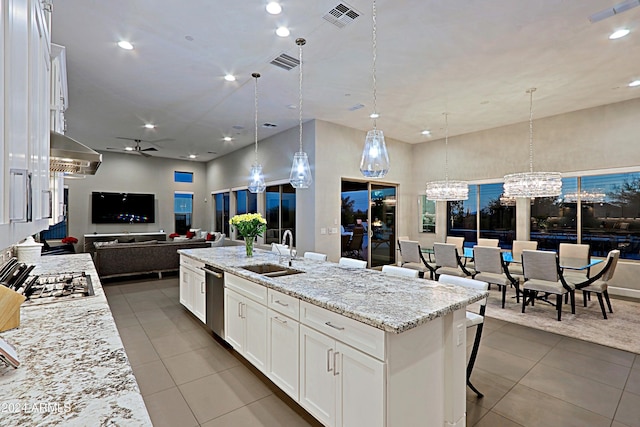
474, 345, 537, 383
493, 384, 611, 427
163, 345, 240, 385
520, 364, 622, 419
117, 324, 150, 347
179, 365, 272, 424
201, 395, 312, 427
466, 400, 490, 426
143, 387, 198, 427
611, 421, 635, 427
557, 337, 636, 367
123, 338, 161, 367
626, 366, 640, 395
140, 318, 183, 339
472, 411, 524, 427
614, 390, 640, 427
112, 312, 140, 329
482, 330, 553, 362
466, 367, 516, 409
102, 284, 122, 296
540, 347, 631, 389
132, 359, 176, 396
150, 328, 214, 359
497, 322, 564, 347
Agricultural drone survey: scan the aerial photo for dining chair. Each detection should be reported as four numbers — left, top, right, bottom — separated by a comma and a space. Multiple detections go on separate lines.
396, 235, 409, 264
559, 243, 591, 283
381, 265, 420, 278
438, 274, 489, 398
477, 238, 499, 247
509, 240, 538, 277
446, 236, 465, 253
473, 246, 519, 308
521, 250, 575, 321
304, 251, 328, 262
433, 243, 475, 278
397, 240, 436, 279
564, 250, 619, 319
338, 257, 367, 268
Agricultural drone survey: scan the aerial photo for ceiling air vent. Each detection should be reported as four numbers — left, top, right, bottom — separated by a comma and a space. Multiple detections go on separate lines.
270, 53, 300, 71
262, 123, 277, 128
323, 3, 360, 28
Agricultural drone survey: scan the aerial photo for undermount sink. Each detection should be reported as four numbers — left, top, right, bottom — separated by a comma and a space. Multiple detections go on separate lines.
240, 263, 304, 278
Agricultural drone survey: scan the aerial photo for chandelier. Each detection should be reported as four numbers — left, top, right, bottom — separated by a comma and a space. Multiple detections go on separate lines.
289, 38, 313, 189
359, 0, 390, 178
503, 88, 562, 198
564, 190, 606, 204
426, 113, 468, 201
248, 73, 266, 193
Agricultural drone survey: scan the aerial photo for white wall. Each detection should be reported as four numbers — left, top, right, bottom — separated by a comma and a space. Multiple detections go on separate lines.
66, 151, 207, 250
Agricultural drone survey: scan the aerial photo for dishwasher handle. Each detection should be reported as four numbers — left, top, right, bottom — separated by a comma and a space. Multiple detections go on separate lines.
202, 267, 223, 279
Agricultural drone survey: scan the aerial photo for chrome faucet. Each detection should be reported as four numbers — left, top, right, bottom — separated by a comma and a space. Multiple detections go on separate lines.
282, 230, 294, 265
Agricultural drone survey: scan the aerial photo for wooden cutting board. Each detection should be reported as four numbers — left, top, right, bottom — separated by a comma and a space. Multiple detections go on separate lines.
0, 285, 26, 332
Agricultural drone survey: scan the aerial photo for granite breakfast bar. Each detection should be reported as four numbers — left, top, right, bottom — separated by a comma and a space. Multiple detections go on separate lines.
179, 246, 488, 427
0, 254, 152, 426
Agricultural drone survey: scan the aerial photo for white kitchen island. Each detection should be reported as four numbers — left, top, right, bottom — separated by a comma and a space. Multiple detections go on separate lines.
179, 246, 487, 427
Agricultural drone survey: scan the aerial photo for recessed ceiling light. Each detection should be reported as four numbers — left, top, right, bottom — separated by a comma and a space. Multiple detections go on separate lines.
144, 123, 155, 129
189, 154, 197, 159
223, 136, 232, 141
369, 113, 379, 119
224, 74, 236, 82
125, 146, 134, 151
117, 40, 134, 50
421, 130, 431, 136
286, 104, 297, 109
609, 29, 630, 39
629, 80, 640, 87
266, 2, 282, 15
276, 26, 290, 37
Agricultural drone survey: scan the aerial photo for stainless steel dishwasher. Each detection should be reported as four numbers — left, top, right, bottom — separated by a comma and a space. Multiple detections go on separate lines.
202, 265, 225, 337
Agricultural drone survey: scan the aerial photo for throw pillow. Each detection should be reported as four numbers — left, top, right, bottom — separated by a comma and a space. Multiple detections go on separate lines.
169, 233, 180, 239
94, 239, 118, 249
186, 231, 195, 239
206, 233, 214, 241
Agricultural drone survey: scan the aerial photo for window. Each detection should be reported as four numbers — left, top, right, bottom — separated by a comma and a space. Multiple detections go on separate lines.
447, 185, 478, 246
479, 183, 515, 248
529, 177, 578, 251
174, 171, 193, 183
214, 192, 230, 236
419, 196, 435, 233
265, 184, 296, 245
174, 192, 193, 234
234, 189, 258, 240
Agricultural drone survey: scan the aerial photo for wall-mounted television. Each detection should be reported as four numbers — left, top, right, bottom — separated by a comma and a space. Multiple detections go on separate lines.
91, 192, 155, 224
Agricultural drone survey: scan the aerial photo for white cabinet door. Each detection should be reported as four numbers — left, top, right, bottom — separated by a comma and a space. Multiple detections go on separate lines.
336, 342, 385, 427
224, 289, 244, 353
267, 309, 299, 400
243, 297, 267, 373
179, 265, 192, 310
299, 325, 337, 427
192, 269, 206, 323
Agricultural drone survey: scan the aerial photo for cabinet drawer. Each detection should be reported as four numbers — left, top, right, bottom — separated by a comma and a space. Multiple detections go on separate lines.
226, 273, 267, 305
180, 255, 204, 270
268, 289, 300, 320
300, 301, 385, 360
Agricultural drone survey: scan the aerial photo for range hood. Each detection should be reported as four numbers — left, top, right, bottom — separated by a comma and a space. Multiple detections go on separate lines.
50, 131, 102, 175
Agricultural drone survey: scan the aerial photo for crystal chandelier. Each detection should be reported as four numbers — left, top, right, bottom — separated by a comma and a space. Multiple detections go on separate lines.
248, 73, 266, 193
503, 88, 562, 198
289, 38, 313, 189
426, 113, 469, 201
359, 0, 390, 178
563, 190, 606, 204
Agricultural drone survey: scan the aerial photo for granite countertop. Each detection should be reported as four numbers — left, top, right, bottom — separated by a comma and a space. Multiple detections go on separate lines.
179, 246, 487, 334
0, 254, 152, 426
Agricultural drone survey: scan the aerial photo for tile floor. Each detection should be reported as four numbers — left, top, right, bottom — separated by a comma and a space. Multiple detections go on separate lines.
103, 275, 640, 427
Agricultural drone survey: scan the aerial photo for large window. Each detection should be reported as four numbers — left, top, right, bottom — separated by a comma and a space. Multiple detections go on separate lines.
234, 189, 258, 240
265, 184, 295, 245
214, 192, 230, 236
447, 185, 478, 245
530, 177, 578, 251
174, 192, 193, 234
479, 183, 516, 248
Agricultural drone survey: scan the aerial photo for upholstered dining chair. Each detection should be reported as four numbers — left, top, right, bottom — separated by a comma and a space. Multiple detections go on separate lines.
559, 243, 591, 283
304, 251, 328, 261
381, 265, 420, 278
477, 238, 500, 247
473, 246, 519, 308
344, 232, 364, 259
438, 274, 489, 398
397, 240, 436, 279
521, 250, 576, 321
338, 257, 367, 268
434, 243, 475, 278
564, 250, 619, 319
446, 236, 465, 253
509, 240, 538, 278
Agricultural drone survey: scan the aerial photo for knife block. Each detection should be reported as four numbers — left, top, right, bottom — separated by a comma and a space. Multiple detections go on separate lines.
0, 286, 26, 332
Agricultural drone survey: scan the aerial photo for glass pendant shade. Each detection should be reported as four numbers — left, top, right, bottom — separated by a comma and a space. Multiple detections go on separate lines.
248, 162, 266, 193
426, 180, 469, 201
503, 171, 562, 198
289, 151, 312, 188
563, 190, 605, 204
360, 129, 390, 178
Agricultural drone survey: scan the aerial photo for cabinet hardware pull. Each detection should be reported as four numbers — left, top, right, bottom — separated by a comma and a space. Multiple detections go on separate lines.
200, 282, 205, 293
327, 348, 333, 372
274, 300, 289, 307
273, 316, 287, 325
238, 301, 242, 317
325, 322, 345, 331
333, 351, 340, 376
241, 303, 246, 319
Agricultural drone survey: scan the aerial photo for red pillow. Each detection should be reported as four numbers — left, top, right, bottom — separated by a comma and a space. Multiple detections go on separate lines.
186, 231, 195, 239
169, 233, 180, 239
206, 233, 214, 241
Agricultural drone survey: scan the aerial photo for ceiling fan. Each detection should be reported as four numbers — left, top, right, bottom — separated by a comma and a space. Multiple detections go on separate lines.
107, 136, 173, 157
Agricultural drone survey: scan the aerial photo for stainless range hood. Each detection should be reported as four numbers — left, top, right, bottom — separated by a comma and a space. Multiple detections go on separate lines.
50, 131, 102, 175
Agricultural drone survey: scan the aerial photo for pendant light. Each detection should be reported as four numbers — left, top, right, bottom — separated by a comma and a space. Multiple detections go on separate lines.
503, 88, 562, 198
248, 72, 266, 193
289, 38, 313, 189
425, 113, 469, 201
359, 0, 390, 178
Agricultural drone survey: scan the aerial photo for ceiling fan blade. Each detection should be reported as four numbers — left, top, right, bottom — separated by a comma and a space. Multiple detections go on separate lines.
140, 147, 158, 152
139, 151, 152, 158
116, 136, 141, 142
146, 138, 174, 143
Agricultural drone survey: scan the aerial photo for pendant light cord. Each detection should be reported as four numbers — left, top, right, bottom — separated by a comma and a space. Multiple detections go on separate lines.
527, 88, 536, 173
252, 73, 260, 163
297, 38, 306, 153
444, 112, 449, 182
371, 0, 378, 129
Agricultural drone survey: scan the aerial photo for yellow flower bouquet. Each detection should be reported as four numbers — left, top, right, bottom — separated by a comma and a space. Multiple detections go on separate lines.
229, 213, 267, 257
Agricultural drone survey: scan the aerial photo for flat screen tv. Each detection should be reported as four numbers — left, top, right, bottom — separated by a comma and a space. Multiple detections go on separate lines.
91, 192, 155, 224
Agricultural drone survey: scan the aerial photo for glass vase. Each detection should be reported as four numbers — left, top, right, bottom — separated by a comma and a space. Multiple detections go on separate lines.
244, 238, 254, 257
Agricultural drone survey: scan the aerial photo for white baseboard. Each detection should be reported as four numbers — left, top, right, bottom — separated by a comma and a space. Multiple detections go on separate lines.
608, 286, 640, 299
